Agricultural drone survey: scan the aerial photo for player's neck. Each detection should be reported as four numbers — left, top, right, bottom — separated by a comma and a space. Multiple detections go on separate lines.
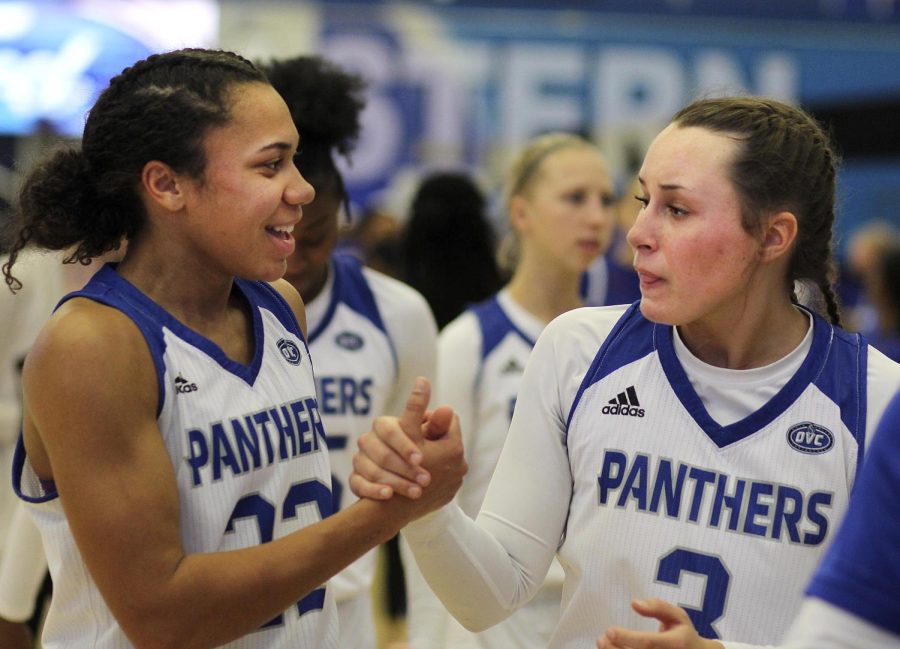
677, 300, 810, 370
506, 261, 583, 325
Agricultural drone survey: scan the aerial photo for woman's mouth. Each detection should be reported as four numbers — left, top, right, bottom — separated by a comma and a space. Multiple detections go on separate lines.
266, 224, 296, 255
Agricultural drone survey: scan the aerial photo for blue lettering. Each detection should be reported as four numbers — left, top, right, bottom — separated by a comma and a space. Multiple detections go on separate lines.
211, 422, 241, 481
650, 458, 688, 518
595, 450, 837, 547
597, 450, 627, 504
320, 376, 338, 413
307, 398, 327, 447
270, 405, 297, 460
291, 400, 313, 453
318, 376, 373, 415
252, 410, 276, 464
187, 429, 208, 487
232, 417, 262, 473
687, 468, 716, 522
358, 377, 373, 415
772, 485, 803, 542
340, 378, 357, 414
618, 453, 649, 510
803, 491, 833, 545
183, 397, 323, 487
743, 481, 773, 536
710, 474, 745, 531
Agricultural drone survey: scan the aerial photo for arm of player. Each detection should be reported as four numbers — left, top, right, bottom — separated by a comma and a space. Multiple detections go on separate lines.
22, 305, 462, 649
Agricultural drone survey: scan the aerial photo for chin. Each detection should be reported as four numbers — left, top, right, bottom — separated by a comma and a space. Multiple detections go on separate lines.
638, 299, 679, 325
258, 261, 288, 283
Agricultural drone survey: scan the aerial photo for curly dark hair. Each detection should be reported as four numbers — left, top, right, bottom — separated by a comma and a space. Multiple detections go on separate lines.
259, 55, 367, 215
2, 48, 267, 292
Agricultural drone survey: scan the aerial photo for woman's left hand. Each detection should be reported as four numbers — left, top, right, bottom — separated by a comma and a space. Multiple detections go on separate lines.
597, 598, 725, 649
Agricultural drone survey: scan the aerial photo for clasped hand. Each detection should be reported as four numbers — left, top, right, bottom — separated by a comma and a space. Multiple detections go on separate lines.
349, 377, 467, 518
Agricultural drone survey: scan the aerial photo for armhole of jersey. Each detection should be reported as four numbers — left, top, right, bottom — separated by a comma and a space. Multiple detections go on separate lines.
58, 290, 168, 418
242, 279, 307, 343
471, 295, 535, 359
334, 255, 398, 376
564, 302, 644, 434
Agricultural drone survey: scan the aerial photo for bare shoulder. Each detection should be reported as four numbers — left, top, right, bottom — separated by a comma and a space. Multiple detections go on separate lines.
269, 278, 307, 337
21, 297, 158, 478
27, 297, 147, 370
23, 297, 157, 426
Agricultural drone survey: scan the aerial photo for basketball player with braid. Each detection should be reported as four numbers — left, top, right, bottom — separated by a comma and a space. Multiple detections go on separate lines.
3, 48, 463, 649
259, 54, 438, 649
349, 96, 900, 648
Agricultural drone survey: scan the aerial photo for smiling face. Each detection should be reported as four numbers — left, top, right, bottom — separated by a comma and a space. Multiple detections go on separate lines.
513, 146, 615, 274
177, 82, 314, 282
628, 124, 765, 327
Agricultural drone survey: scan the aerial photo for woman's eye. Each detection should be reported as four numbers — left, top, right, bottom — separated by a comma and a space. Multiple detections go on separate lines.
264, 159, 281, 172
634, 195, 649, 208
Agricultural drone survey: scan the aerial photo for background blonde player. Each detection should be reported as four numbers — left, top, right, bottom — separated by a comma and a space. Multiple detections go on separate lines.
404, 132, 614, 649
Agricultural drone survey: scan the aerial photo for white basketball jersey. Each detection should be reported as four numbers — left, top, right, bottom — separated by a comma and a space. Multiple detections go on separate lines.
557, 302, 868, 646
449, 291, 541, 517
14, 265, 338, 649
304, 253, 436, 648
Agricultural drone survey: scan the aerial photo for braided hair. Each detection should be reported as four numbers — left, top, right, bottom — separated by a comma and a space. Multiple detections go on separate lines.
673, 96, 843, 325
260, 55, 366, 219
2, 48, 267, 292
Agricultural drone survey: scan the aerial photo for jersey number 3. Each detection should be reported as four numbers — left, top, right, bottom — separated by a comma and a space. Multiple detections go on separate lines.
227, 479, 333, 627
656, 548, 730, 639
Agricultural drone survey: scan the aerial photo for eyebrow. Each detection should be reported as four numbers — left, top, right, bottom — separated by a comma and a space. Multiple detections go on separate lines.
257, 141, 296, 154
637, 176, 686, 191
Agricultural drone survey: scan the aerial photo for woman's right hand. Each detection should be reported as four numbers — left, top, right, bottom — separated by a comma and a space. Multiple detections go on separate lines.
350, 377, 466, 512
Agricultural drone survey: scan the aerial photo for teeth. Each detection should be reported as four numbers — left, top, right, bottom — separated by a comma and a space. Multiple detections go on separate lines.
270, 224, 294, 234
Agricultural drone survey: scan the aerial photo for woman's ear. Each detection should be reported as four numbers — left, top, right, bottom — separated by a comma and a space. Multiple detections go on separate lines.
761, 210, 798, 264
141, 160, 185, 212
508, 194, 529, 233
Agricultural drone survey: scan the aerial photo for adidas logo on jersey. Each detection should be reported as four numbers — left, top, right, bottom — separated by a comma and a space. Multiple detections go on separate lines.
174, 374, 198, 394
602, 385, 645, 417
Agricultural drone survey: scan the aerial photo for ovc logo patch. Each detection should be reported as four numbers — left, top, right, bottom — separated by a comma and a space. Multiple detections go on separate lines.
277, 338, 302, 365
335, 331, 364, 351
787, 422, 834, 454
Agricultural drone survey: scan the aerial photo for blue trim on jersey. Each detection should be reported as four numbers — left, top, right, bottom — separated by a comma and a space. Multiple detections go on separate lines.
62, 265, 307, 404
308, 253, 397, 369
471, 295, 536, 361
239, 279, 306, 341
565, 301, 648, 431
60, 264, 169, 416
567, 304, 867, 451
11, 436, 58, 503
805, 390, 900, 634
